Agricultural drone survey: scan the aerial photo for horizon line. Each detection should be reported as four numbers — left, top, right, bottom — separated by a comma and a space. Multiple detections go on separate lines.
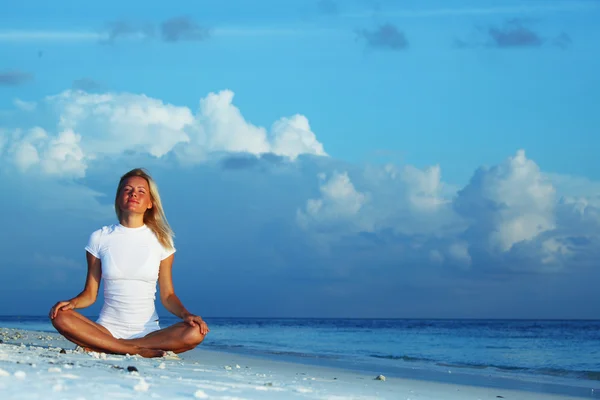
1, 315, 598, 321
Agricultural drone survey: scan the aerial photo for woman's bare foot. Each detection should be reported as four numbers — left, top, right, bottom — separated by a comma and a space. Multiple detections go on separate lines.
137, 347, 165, 358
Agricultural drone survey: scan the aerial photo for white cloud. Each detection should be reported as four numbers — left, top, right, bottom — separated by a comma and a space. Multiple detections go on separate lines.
1, 89, 327, 177
271, 115, 327, 160
3, 127, 86, 178
297, 149, 599, 273
41, 129, 86, 177
358, 162, 461, 236
48, 90, 193, 158
297, 171, 370, 232
455, 149, 556, 253
182, 90, 326, 161
298, 161, 462, 240
3, 88, 598, 278
399, 164, 446, 212
184, 90, 270, 159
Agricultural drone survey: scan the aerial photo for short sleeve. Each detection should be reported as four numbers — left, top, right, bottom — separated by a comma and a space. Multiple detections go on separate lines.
85, 229, 102, 258
161, 245, 176, 261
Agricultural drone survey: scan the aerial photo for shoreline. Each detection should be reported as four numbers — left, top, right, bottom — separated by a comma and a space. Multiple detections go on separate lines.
200, 346, 600, 398
1, 327, 597, 399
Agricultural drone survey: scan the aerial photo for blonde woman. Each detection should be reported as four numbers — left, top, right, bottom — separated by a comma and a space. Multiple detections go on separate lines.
49, 168, 209, 358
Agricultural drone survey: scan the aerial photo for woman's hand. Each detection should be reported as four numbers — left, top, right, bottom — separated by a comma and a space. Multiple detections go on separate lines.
49, 300, 77, 319
183, 313, 210, 335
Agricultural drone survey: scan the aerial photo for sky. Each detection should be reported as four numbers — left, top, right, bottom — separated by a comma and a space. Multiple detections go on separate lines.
0, 0, 599, 319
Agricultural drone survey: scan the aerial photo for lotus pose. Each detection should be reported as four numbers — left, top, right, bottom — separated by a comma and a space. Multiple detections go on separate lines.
49, 168, 208, 358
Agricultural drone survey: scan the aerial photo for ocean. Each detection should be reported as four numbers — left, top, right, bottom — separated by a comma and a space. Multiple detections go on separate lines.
2, 316, 599, 395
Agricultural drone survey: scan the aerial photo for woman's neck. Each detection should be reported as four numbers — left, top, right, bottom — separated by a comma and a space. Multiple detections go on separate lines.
119, 213, 145, 228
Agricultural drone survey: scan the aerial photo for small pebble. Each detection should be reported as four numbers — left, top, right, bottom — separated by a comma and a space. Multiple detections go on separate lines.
59, 349, 67, 354
127, 366, 139, 373
375, 374, 386, 381
194, 389, 209, 398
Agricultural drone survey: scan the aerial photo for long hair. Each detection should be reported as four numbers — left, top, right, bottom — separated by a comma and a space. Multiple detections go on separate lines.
114, 168, 175, 250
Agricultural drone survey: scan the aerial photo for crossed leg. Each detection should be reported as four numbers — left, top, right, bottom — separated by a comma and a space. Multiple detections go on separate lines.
124, 322, 206, 354
51, 310, 205, 357
50, 310, 164, 358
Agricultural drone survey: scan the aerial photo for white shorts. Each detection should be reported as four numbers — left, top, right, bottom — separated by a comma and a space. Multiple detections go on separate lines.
97, 318, 161, 340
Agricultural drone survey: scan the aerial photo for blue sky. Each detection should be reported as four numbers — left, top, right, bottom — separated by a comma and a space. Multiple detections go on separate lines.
1, 0, 599, 319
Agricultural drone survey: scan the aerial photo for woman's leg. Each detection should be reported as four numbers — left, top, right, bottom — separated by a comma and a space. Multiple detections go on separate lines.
50, 309, 165, 358
124, 322, 206, 354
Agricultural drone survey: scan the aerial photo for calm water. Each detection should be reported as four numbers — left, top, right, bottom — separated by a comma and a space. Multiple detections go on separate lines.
2, 316, 599, 390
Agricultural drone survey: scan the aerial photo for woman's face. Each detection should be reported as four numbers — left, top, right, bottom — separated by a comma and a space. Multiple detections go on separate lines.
118, 176, 153, 215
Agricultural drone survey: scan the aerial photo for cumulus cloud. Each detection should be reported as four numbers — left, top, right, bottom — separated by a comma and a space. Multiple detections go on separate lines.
3, 84, 596, 278
1, 109, 599, 316
356, 24, 408, 51
179, 89, 327, 162
454, 149, 555, 252
0, 89, 327, 177
300, 162, 459, 238
297, 149, 599, 274
2, 88, 598, 287
5, 127, 86, 178
271, 115, 326, 160
47, 90, 194, 159
297, 171, 371, 233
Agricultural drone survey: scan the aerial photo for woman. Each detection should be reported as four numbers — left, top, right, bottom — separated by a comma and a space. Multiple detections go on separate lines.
49, 168, 209, 358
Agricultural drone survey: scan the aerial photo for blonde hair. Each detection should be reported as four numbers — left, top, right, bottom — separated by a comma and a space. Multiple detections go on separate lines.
114, 168, 175, 250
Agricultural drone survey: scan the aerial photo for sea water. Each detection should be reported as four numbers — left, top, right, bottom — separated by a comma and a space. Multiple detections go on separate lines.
2, 316, 599, 393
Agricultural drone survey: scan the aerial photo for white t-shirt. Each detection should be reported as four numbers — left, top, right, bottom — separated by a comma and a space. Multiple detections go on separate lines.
85, 223, 176, 327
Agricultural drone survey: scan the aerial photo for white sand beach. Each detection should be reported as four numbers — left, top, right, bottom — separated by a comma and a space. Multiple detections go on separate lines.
0, 327, 595, 400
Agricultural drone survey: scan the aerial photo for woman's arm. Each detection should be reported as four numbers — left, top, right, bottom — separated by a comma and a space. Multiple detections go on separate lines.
158, 254, 209, 335
50, 252, 102, 319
